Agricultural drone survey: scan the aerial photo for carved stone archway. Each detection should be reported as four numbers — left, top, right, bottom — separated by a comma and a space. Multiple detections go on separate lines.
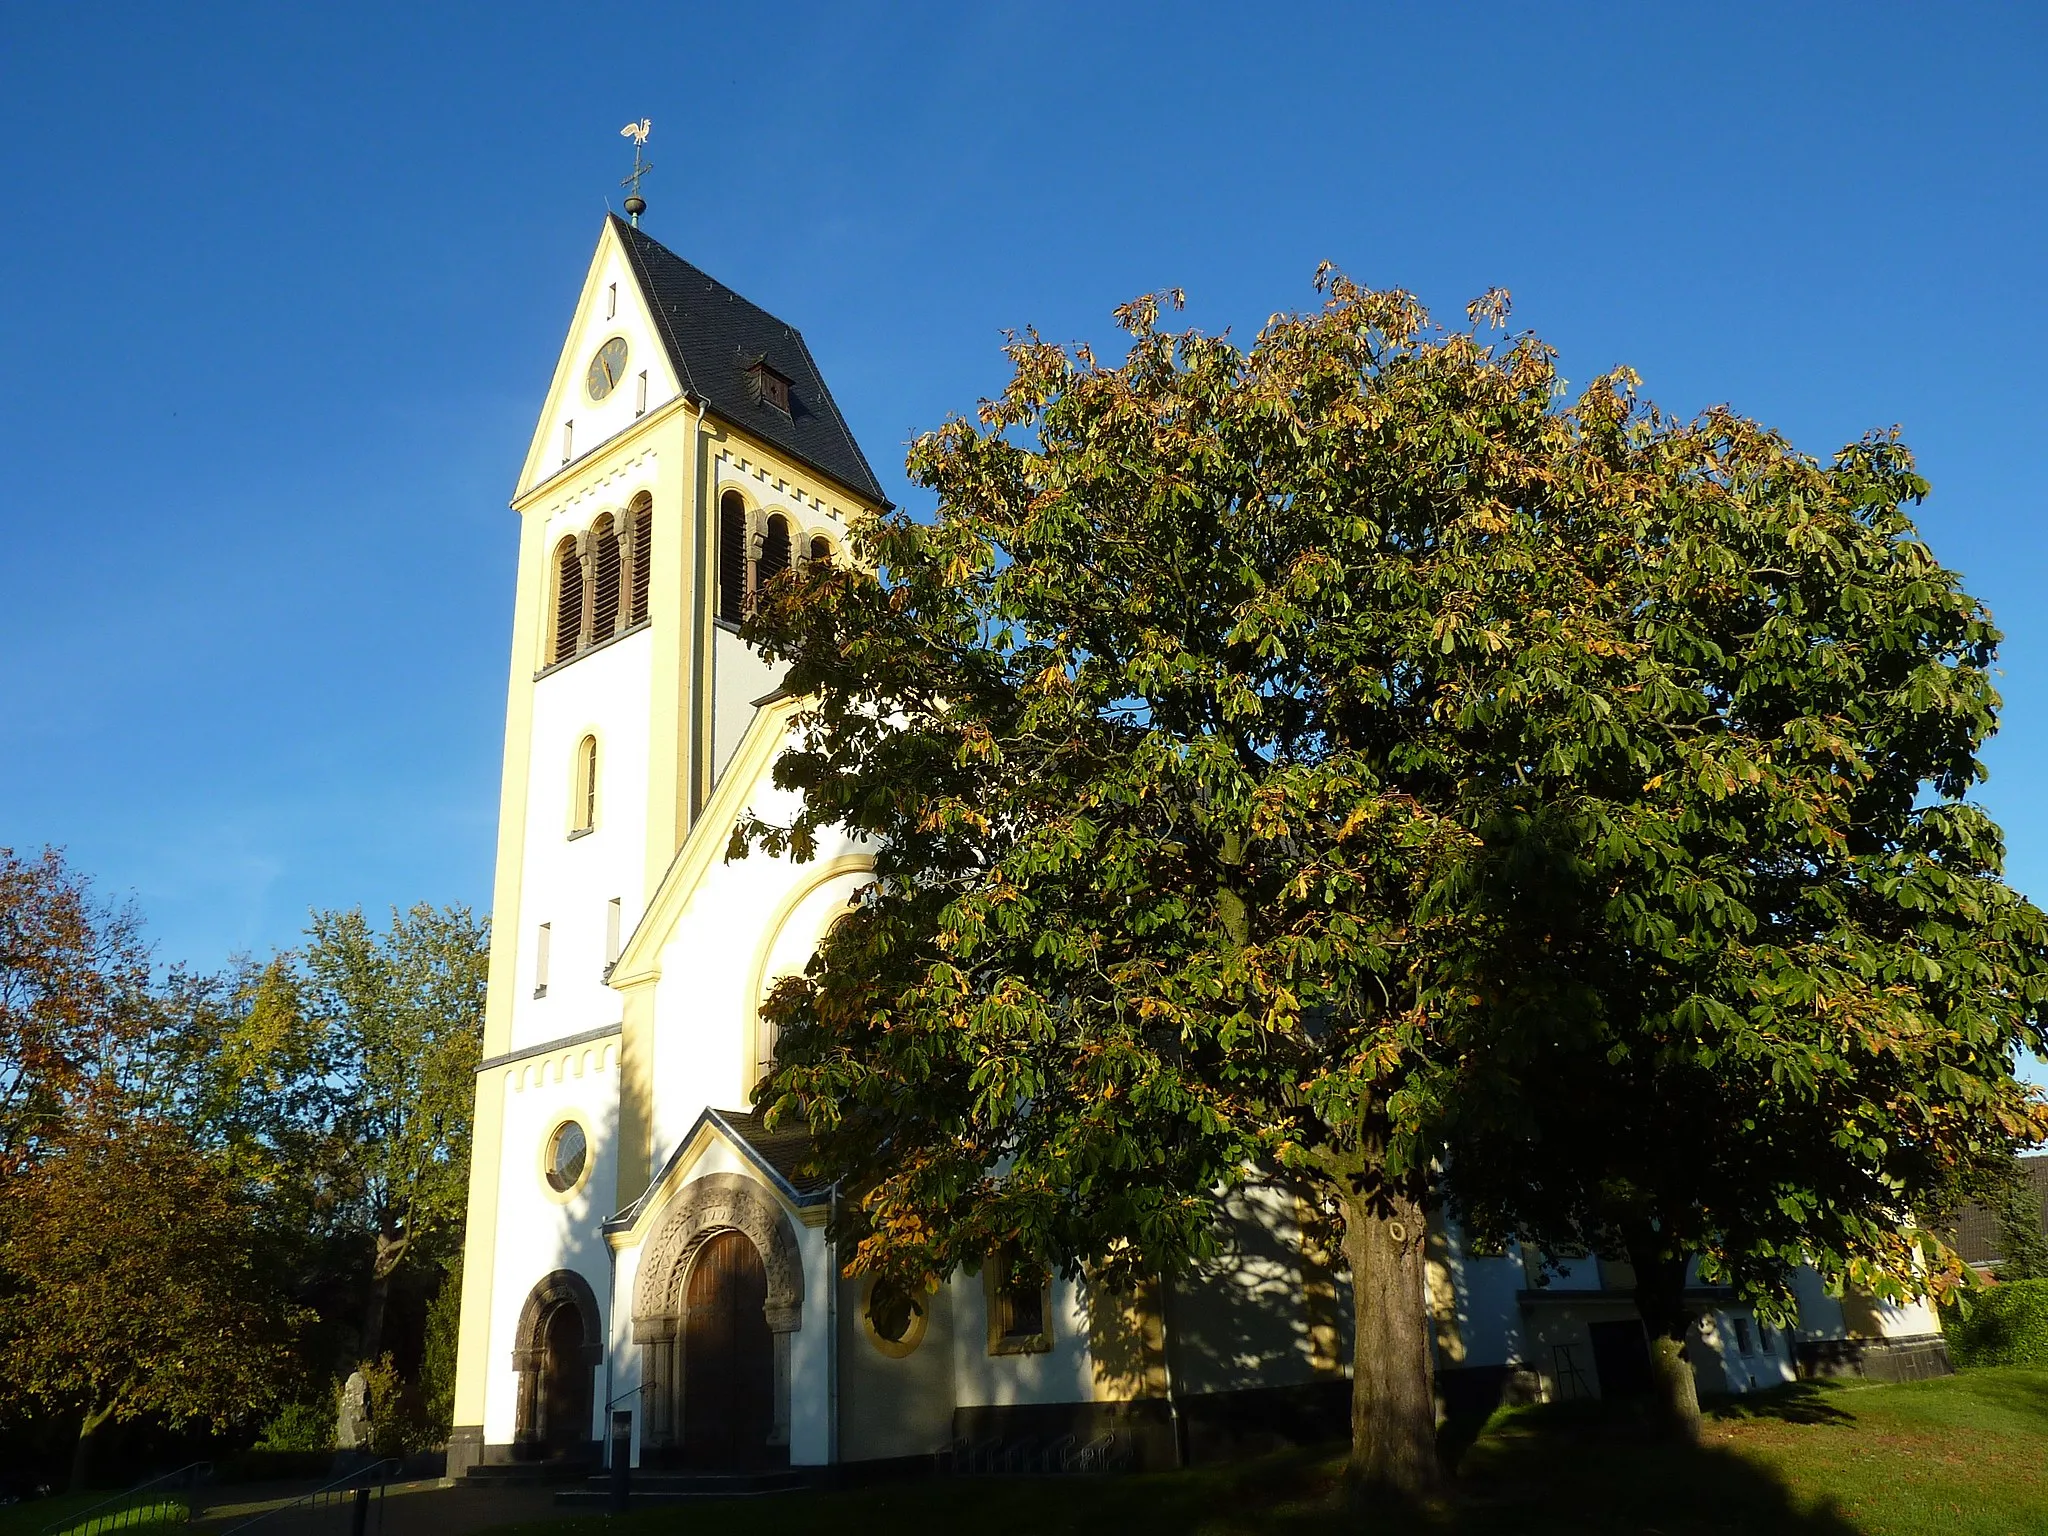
632, 1172, 805, 1461
511, 1269, 603, 1459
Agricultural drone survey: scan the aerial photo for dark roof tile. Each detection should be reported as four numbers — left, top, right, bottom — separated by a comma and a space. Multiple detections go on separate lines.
613, 216, 886, 506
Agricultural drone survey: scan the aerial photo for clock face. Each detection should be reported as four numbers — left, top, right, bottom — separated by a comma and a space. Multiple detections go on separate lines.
586, 337, 629, 401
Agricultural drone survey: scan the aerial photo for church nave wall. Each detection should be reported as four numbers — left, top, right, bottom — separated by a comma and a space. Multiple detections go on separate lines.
477, 1039, 621, 1458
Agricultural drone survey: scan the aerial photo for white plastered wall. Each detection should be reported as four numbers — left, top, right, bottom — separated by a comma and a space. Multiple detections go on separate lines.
948, 1270, 1101, 1409
644, 738, 867, 1160
518, 230, 682, 500
511, 619, 652, 1056
481, 1040, 621, 1448
1170, 1183, 1330, 1395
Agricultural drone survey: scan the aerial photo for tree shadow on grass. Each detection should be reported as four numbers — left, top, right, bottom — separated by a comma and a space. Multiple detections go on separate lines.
1389, 1396, 1867, 1536
1704, 1382, 1857, 1427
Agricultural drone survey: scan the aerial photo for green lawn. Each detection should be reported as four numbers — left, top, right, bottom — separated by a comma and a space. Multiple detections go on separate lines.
486, 1366, 2048, 1536
0, 1498, 189, 1536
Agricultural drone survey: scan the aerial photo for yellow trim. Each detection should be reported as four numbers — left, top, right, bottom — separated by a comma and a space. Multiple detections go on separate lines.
514, 222, 683, 500
984, 1256, 1055, 1357
614, 978, 657, 1207
537, 1111, 596, 1204
606, 1111, 812, 1252
451, 1067, 507, 1427
569, 732, 599, 836
742, 855, 876, 1093
610, 693, 803, 987
860, 1275, 934, 1360
514, 391, 694, 514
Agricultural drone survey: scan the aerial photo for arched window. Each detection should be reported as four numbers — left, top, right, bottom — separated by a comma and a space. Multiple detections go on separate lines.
718, 491, 748, 625
628, 496, 652, 626
757, 514, 791, 591
571, 734, 598, 835
552, 537, 584, 665
808, 534, 832, 567
589, 513, 620, 643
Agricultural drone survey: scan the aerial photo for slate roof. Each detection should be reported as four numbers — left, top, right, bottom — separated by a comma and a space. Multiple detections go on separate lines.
611, 215, 887, 507
602, 1103, 831, 1233
709, 1108, 831, 1199
1950, 1154, 2048, 1266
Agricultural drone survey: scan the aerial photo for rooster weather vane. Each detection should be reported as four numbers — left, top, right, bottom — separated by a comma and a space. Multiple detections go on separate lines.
620, 119, 652, 225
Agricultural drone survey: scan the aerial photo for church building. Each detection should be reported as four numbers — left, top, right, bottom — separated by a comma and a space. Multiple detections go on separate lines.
446, 214, 1950, 1480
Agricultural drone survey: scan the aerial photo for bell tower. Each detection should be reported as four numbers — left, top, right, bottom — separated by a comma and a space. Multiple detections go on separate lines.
444, 202, 886, 1477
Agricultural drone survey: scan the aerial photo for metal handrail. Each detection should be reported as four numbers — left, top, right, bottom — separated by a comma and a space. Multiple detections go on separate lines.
39, 1463, 211, 1536
214, 1460, 398, 1536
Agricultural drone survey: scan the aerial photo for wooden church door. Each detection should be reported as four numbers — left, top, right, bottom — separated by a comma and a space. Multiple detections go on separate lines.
540, 1303, 592, 1456
681, 1230, 773, 1467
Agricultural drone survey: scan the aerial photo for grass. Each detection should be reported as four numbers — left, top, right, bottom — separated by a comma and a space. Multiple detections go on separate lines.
0, 1499, 189, 1536
479, 1366, 2048, 1536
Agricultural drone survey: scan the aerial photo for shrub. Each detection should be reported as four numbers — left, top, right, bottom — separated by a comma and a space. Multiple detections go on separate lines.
419, 1261, 461, 1441
360, 1355, 433, 1458
254, 1396, 333, 1452
1946, 1278, 2048, 1366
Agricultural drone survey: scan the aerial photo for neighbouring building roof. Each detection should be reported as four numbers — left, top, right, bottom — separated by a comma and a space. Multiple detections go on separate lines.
612, 215, 887, 506
1950, 1154, 2048, 1266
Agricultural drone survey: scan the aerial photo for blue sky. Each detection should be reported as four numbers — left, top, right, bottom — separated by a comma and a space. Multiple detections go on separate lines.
2, 3, 2043, 974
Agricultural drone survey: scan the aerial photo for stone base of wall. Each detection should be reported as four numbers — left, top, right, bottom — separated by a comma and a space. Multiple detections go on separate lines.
1797, 1332, 1953, 1384
445, 1426, 484, 1480
951, 1398, 1178, 1472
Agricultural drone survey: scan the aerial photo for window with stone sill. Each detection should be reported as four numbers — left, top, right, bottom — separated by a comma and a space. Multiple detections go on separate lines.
985, 1242, 1053, 1356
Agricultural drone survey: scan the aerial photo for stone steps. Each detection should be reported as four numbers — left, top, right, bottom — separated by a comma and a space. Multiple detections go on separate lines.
554, 1469, 808, 1505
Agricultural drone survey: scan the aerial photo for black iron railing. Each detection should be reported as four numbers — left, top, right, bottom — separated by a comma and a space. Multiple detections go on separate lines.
214, 1460, 398, 1536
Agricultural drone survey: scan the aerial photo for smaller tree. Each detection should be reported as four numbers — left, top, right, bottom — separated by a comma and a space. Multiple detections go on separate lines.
0, 1112, 304, 1488
302, 905, 487, 1362
0, 847, 152, 1177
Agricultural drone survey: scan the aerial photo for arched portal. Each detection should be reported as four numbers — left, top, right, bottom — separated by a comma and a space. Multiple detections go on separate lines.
632, 1172, 804, 1467
682, 1231, 774, 1467
512, 1270, 602, 1461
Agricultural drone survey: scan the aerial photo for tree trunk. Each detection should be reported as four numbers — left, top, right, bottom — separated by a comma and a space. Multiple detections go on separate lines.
361, 1229, 407, 1363
1626, 1232, 1700, 1443
1335, 1179, 1440, 1500
69, 1400, 115, 1492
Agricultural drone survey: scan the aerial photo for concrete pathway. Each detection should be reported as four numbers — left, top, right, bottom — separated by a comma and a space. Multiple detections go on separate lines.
195, 1482, 580, 1536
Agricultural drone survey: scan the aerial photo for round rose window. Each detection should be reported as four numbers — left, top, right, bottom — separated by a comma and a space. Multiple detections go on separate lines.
545, 1120, 587, 1193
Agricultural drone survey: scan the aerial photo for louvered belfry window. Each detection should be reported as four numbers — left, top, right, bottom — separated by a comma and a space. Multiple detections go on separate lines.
629, 499, 652, 626
718, 491, 748, 624
552, 537, 584, 665
589, 513, 621, 642
758, 514, 792, 591
809, 535, 831, 567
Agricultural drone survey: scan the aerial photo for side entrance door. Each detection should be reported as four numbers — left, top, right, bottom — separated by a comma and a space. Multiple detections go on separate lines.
539, 1302, 593, 1457
681, 1229, 774, 1467
1588, 1318, 1656, 1400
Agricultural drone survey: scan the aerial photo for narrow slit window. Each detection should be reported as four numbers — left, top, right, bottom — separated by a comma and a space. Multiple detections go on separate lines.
635, 370, 648, 417
605, 898, 622, 965
551, 537, 584, 665
718, 491, 748, 624
589, 514, 620, 641
562, 420, 574, 463
606, 282, 617, 320
534, 922, 551, 998
629, 499, 652, 625
572, 735, 598, 834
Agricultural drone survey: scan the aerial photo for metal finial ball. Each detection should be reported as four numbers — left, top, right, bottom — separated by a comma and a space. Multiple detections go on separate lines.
624, 195, 645, 217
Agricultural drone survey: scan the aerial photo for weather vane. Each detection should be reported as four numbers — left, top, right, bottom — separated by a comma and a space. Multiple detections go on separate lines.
620, 119, 652, 225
